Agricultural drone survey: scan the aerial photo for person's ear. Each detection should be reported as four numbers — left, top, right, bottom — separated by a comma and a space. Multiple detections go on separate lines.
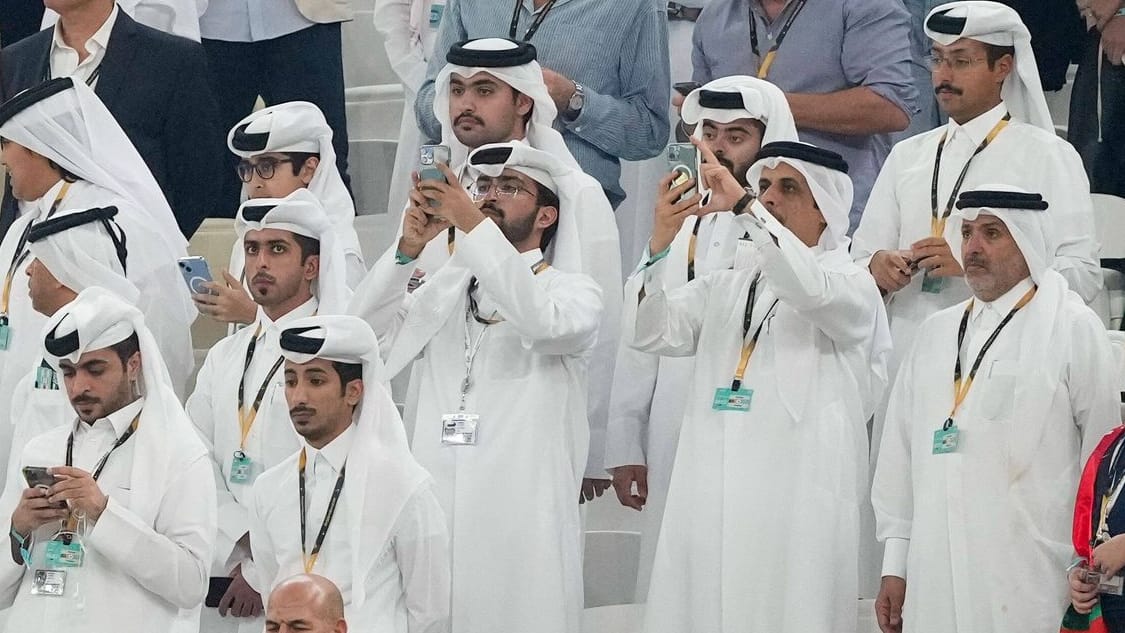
127, 352, 142, 385
300, 156, 320, 185
303, 254, 320, 281
536, 204, 558, 232
345, 379, 364, 407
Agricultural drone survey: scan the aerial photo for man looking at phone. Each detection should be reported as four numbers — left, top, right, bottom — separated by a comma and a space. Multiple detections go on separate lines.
247, 316, 450, 633
406, 37, 622, 504
187, 190, 350, 633
625, 141, 889, 632
604, 74, 797, 601
196, 102, 365, 327
0, 77, 195, 488
0, 287, 216, 632
350, 142, 601, 632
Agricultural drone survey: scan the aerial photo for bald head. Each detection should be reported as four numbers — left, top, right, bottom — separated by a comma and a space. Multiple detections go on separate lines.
265, 574, 347, 633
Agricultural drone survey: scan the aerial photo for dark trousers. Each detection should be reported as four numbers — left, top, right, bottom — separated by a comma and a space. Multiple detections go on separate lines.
0, 0, 45, 47
202, 22, 350, 217
1069, 28, 1125, 198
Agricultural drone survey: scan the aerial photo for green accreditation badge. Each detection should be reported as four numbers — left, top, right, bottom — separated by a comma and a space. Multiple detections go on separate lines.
932, 419, 960, 455
712, 387, 753, 412
429, 3, 444, 27
35, 363, 58, 390
45, 539, 84, 568
0, 319, 11, 351
229, 451, 254, 484
920, 269, 946, 294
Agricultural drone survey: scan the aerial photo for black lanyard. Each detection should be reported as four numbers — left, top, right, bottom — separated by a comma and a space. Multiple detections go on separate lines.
748, 0, 808, 77
65, 413, 140, 481
687, 217, 703, 282
732, 273, 779, 391
298, 448, 346, 573
1, 184, 73, 323
929, 113, 1011, 236
509, 0, 559, 41
944, 285, 1036, 429
237, 326, 286, 448
467, 259, 549, 325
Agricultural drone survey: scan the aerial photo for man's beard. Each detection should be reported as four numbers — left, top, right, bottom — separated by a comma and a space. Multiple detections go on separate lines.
481, 202, 537, 245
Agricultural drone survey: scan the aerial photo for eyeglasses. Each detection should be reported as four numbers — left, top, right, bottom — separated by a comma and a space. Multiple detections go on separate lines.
469, 179, 535, 201
236, 157, 295, 182
925, 55, 988, 72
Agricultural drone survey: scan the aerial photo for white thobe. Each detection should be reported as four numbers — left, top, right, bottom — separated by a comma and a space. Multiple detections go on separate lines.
629, 216, 885, 633
249, 424, 451, 633
353, 218, 602, 633
872, 271, 1119, 633
0, 398, 216, 632
604, 211, 739, 600
0, 180, 194, 489
187, 299, 315, 633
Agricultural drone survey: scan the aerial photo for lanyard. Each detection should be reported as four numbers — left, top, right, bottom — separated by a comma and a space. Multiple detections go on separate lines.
1098, 439, 1125, 543
509, 0, 558, 41
297, 448, 346, 573
730, 273, 779, 391
1, 182, 72, 319
65, 413, 140, 480
929, 114, 1011, 237
687, 217, 703, 282
237, 324, 285, 451
942, 285, 1036, 430
748, 0, 808, 79
460, 259, 550, 409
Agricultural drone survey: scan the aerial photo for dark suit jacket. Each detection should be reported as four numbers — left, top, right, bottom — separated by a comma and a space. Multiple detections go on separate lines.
1, 11, 225, 238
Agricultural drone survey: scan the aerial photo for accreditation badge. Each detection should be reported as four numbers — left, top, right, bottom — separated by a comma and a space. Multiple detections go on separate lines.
712, 387, 753, 412
932, 422, 960, 455
920, 269, 946, 294
429, 3, 444, 28
0, 318, 11, 351
441, 413, 479, 446
30, 569, 67, 597
229, 451, 255, 484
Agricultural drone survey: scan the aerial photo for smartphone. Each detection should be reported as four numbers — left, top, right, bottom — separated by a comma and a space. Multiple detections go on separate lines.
667, 143, 698, 203
673, 81, 701, 97
205, 576, 235, 608
178, 256, 215, 295
22, 466, 65, 509
418, 145, 451, 184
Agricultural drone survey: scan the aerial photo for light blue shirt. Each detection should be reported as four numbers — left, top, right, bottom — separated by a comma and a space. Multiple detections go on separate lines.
416, 0, 672, 207
692, 0, 917, 231
199, 0, 315, 42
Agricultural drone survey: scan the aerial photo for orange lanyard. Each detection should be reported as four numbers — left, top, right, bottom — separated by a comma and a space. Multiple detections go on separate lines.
297, 448, 346, 573
1, 182, 71, 317
929, 115, 1010, 238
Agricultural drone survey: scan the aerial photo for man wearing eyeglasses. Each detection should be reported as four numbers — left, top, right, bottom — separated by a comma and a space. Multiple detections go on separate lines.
851, 0, 1101, 611
349, 141, 603, 633
193, 103, 365, 327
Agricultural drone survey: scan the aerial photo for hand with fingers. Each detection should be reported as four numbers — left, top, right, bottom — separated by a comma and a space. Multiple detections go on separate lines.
579, 478, 612, 504
651, 172, 702, 255
10, 486, 70, 563
401, 172, 454, 260
691, 137, 747, 215
1070, 564, 1100, 614
869, 250, 917, 294
610, 465, 648, 511
219, 563, 264, 618
193, 270, 258, 325
47, 466, 109, 522
413, 164, 485, 234
875, 575, 906, 633
910, 237, 963, 278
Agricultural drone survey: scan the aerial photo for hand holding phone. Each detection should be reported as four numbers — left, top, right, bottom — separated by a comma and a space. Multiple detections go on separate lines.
666, 143, 699, 204
22, 466, 65, 509
178, 256, 216, 296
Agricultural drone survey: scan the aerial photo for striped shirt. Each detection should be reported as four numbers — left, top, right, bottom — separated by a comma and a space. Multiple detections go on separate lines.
416, 0, 672, 207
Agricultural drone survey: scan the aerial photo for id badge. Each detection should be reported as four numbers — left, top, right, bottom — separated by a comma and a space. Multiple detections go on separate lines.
44, 539, 84, 568
932, 424, 960, 454
920, 269, 946, 294
228, 451, 255, 484
35, 364, 58, 390
429, 3, 444, 27
1101, 573, 1125, 596
30, 569, 66, 596
441, 413, 479, 446
0, 321, 11, 351
712, 387, 753, 412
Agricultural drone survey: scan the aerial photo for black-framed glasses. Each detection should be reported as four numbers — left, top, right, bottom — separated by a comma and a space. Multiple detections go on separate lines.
469, 178, 535, 201
236, 157, 295, 183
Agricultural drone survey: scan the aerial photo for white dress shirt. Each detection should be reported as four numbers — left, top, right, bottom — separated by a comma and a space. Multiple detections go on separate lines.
49, 3, 119, 86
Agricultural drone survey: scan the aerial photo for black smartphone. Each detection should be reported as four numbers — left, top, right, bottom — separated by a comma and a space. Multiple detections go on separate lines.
22, 466, 65, 509
205, 576, 234, 608
673, 81, 701, 96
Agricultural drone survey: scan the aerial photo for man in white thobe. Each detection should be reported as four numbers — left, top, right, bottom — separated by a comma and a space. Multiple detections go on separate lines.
0, 77, 196, 485
350, 142, 602, 633
872, 187, 1120, 633
408, 38, 621, 498
7, 205, 143, 480
188, 190, 350, 633
628, 141, 890, 633
604, 74, 798, 600
248, 315, 450, 633
0, 287, 216, 632
197, 102, 366, 327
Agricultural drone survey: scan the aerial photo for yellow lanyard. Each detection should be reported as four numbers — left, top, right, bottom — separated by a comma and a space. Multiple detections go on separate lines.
1, 182, 71, 316
297, 448, 346, 573
929, 116, 1010, 238
730, 274, 779, 391
946, 286, 1036, 422
237, 324, 285, 450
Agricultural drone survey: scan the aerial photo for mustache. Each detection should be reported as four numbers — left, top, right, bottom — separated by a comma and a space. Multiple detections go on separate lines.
71, 395, 100, 406
290, 406, 316, 418
455, 112, 483, 127
480, 202, 505, 218
964, 254, 988, 269
251, 272, 275, 285
934, 82, 963, 96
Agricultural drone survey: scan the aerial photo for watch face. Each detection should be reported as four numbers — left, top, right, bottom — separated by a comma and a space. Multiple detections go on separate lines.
569, 85, 584, 111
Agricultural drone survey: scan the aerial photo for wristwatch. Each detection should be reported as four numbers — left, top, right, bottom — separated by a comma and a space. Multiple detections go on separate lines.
564, 82, 585, 121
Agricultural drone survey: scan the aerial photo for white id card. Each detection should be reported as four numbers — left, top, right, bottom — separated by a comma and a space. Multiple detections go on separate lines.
31, 569, 67, 596
441, 413, 479, 446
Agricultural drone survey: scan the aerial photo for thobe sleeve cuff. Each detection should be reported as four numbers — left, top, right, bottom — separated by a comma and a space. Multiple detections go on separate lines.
881, 537, 909, 579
